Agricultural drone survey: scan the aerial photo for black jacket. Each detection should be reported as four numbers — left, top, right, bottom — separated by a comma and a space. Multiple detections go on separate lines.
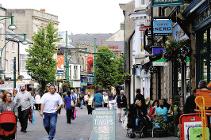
117, 95, 127, 108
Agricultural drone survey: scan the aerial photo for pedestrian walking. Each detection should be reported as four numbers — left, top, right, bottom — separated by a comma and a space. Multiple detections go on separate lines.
116, 90, 127, 122
70, 90, 77, 120
14, 85, 34, 133
34, 93, 41, 111
93, 90, 103, 108
64, 91, 72, 124
103, 91, 109, 107
79, 93, 84, 109
87, 92, 94, 115
40, 85, 63, 140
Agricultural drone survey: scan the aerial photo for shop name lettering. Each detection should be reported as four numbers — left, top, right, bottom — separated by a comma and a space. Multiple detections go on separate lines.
154, 0, 180, 3
94, 119, 114, 125
154, 27, 171, 31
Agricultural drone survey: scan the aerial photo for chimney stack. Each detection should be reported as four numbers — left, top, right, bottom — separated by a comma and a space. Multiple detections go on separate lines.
40, 9, 45, 12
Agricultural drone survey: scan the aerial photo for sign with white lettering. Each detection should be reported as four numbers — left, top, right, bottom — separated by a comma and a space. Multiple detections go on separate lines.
152, 0, 183, 7
153, 19, 172, 36
91, 109, 116, 140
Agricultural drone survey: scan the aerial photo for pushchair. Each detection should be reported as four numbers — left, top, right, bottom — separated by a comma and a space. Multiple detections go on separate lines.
126, 104, 151, 138
0, 111, 17, 140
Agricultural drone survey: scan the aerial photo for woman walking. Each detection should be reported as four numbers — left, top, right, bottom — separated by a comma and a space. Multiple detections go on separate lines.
64, 91, 72, 124
87, 92, 93, 115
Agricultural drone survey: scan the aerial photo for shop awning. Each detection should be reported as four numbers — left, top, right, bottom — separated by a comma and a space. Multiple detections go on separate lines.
152, 58, 167, 66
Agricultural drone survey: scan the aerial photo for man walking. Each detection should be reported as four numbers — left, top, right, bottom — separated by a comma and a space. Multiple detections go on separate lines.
40, 85, 63, 140
14, 85, 34, 133
93, 89, 103, 108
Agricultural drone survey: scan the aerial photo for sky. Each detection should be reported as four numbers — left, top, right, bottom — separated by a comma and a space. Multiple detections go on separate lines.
1, 0, 131, 34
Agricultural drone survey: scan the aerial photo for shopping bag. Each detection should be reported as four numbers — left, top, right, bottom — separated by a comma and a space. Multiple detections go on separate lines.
32, 110, 36, 125
73, 108, 76, 119
28, 108, 32, 123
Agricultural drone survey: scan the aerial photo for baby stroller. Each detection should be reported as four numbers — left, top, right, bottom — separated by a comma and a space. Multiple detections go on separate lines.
126, 104, 151, 138
0, 111, 17, 140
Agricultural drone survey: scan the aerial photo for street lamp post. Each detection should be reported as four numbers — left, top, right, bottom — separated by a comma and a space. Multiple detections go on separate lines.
64, 31, 70, 82
13, 57, 16, 88
0, 33, 28, 89
0, 16, 16, 30
93, 38, 97, 86
2, 33, 28, 76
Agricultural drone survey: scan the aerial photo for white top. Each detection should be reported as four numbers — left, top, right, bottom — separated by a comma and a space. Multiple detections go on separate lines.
88, 95, 94, 106
14, 91, 34, 111
35, 94, 41, 104
40, 92, 63, 113
84, 94, 88, 101
103, 95, 109, 103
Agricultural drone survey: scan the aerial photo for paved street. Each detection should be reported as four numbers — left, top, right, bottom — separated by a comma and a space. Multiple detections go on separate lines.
16, 107, 179, 140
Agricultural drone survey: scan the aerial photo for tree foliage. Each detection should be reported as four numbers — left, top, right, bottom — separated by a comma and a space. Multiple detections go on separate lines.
26, 22, 59, 93
95, 47, 125, 89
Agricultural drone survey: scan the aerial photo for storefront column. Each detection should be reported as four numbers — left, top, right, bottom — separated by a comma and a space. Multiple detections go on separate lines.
207, 28, 210, 82
196, 32, 203, 84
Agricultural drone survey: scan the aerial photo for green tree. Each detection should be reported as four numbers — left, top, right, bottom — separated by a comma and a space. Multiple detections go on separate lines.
95, 47, 125, 89
26, 22, 59, 94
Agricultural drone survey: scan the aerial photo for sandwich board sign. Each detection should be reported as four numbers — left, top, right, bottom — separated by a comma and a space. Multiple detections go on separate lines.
91, 108, 116, 140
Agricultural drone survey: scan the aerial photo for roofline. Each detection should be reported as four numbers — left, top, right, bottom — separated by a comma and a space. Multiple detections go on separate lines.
0, 6, 7, 11
7, 9, 58, 18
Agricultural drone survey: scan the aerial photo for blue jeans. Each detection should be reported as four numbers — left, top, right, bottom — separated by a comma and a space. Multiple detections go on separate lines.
43, 112, 57, 140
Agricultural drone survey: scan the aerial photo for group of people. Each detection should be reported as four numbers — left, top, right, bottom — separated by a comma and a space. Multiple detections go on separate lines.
126, 89, 178, 138
82, 89, 127, 118
0, 85, 34, 137
1, 79, 210, 140
83, 90, 109, 115
0, 84, 64, 140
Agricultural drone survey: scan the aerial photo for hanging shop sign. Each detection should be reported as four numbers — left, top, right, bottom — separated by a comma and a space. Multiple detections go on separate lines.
152, 58, 167, 66
153, 19, 172, 36
172, 23, 189, 41
152, 47, 164, 56
152, 0, 183, 7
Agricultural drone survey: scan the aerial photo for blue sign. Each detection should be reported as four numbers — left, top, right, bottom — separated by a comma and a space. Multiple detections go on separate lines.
56, 70, 64, 75
153, 19, 172, 36
90, 109, 116, 140
152, 47, 164, 56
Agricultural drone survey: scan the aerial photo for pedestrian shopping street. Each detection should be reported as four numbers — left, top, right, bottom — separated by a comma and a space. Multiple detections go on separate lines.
16, 107, 178, 140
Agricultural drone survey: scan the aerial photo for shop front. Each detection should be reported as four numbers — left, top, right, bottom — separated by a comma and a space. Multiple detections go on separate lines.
184, 0, 211, 84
